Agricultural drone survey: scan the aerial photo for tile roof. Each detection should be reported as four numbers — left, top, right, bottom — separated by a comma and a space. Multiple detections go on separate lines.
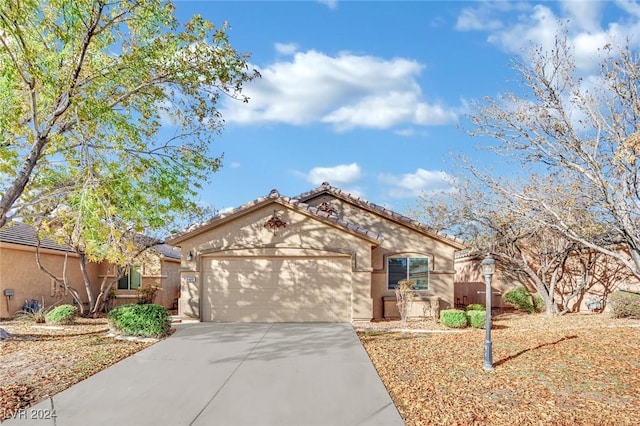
168, 188, 385, 245
0, 221, 71, 252
294, 182, 466, 249
0, 221, 180, 260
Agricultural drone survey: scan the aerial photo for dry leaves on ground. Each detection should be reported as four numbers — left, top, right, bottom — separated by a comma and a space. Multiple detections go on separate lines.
0, 318, 155, 420
358, 313, 640, 426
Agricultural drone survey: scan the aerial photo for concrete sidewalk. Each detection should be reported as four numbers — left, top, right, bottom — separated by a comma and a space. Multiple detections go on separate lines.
4, 323, 404, 426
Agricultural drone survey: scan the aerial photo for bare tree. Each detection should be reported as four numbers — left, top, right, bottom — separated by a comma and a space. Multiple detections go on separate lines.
467, 29, 640, 278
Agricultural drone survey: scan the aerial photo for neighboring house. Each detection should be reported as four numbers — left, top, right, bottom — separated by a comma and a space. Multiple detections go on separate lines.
0, 222, 181, 318
454, 250, 640, 312
168, 182, 465, 322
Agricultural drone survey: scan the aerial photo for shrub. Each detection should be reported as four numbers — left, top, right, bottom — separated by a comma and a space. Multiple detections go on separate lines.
45, 305, 77, 325
15, 298, 48, 323
107, 303, 171, 338
440, 309, 468, 328
533, 294, 545, 312
608, 290, 640, 319
138, 285, 162, 304
503, 286, 536, 313
395, 279, 416, 324
466, 310, 486, 329
466, 303, 485, 311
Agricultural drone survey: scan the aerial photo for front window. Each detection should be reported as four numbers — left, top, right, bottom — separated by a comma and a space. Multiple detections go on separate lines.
118, 267, 141, 290
387, 257, 429, 290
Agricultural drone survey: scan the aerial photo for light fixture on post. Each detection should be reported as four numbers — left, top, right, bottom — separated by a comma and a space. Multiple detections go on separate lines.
481, 253, 496, 371
263, 210, 287, 235
186, 250, 193, 261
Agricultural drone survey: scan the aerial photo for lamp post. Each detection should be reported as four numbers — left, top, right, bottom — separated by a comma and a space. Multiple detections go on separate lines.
481, 253, 496, 371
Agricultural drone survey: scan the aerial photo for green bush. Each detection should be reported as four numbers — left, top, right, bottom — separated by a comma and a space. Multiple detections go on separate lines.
45, 304, 77, 325
466, 310, 486, 328
608, 290, 640, 319
533, 294, 545, 312
440, 309, 468, 328
465, 303, 485, 311
503, 286, 537, 313
107, 303, 171, 338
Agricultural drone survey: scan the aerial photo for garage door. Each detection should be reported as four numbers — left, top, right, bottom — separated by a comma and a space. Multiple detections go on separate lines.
202, 256, 352, 322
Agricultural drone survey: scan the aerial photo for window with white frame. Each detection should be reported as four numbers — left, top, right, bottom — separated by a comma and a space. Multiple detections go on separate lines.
117, 266, 142, 290
387, 257, 429, 290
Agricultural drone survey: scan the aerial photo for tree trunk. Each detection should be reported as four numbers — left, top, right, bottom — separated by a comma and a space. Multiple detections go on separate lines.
35, 241, 85, 313
78, 252, 95, 313
0, 136, 49, 228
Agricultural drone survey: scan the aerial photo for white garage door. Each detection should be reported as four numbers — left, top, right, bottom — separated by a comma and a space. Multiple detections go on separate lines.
202, 256, 352, 322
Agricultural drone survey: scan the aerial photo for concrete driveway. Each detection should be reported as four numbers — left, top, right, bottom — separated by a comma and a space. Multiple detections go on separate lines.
6, 323, 404, 426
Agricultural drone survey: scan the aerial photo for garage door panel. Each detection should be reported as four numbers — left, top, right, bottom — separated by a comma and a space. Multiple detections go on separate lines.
202, 257, 352, 322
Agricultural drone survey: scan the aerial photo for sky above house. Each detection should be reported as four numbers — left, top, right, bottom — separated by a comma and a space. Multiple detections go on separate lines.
170, 0, 640, 215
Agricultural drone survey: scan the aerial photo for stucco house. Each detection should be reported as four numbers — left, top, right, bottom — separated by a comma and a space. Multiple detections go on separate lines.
454, 250, 640, 313
168, 182, 465, 322
0, 222, 181, 318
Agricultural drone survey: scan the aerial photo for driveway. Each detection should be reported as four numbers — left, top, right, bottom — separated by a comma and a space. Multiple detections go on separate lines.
6, 323, 404, 426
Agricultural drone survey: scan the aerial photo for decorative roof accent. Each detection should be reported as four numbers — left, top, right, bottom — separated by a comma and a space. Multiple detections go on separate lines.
316, 201, 338, 215
263, 210, 287, 234
294, 182, 466, 249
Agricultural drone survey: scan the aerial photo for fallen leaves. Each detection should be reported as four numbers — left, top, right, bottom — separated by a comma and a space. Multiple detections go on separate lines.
359, 313, 640, 426
0, 317, 154, 420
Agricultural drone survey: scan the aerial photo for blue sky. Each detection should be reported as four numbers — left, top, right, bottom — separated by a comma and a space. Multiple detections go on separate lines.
171, 0, 640, 215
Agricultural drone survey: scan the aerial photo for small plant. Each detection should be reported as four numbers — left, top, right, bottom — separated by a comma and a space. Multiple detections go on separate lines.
138, 285, 162, 304
395, 279, 416, 325
465, 303, 485, 311
533, 294, 545, 312
466, 310, 486, 328
107, 303, 171, 338
15, 298, 48, 323
440, 309, 468, 328
503, 286, 537, 313
45, 304, 77, 325
608, 290, 640, 319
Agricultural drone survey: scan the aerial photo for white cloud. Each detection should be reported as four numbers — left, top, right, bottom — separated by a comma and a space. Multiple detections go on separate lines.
560, 0, 603, 33
317, 0, 337, 10
379, 168, 455, 198
229, 161, 241, 169
455, 1, 530, 32
460, 2, 640, 74
455, 7, 503, 31
305, 163, 362, 186
221, 50, 458, 131
275, 42, 298, 56
487, 5, 560, 55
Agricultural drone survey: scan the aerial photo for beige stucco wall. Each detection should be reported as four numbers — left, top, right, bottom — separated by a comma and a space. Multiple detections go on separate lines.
454, 256, 507, 309
159, 259, 181, 310
0, 243, 101, 318
305, 195, 460, 319
175, 202, 376, 321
